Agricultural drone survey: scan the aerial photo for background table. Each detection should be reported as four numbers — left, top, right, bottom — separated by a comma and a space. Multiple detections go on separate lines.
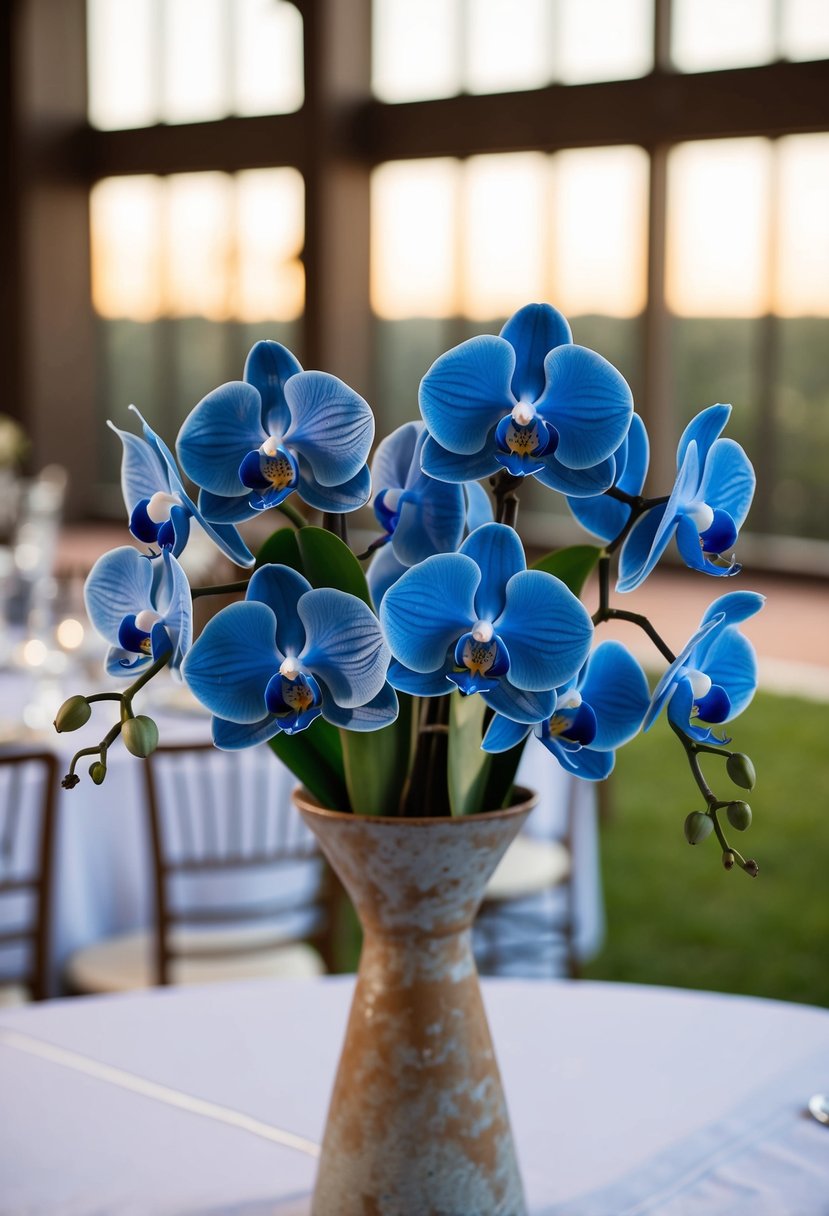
1, 663, 604, 991
1, 977, 828, 1214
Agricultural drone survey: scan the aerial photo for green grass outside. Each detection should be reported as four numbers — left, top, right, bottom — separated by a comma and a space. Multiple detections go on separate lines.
583, 691, 829, 1009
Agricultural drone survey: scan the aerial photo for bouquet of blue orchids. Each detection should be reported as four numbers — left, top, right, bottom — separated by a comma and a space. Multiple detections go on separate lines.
56, 303, 761, 876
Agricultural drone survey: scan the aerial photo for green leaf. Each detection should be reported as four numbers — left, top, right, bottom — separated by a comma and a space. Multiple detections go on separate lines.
268, 718, 349, 812
254, 527, 303, 573
482, 740, 528, 811
531, 544, 601, 598
341, 692, 416, 816
296, 527, 372, 606
448, 692, 492, 816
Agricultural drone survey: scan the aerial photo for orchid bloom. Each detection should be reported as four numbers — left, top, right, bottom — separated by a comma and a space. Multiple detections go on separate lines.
611, 405, 755, 593
418, 303, 633, 497
482, 640, 650, 781
110, 406, 254, 567
176, 340, 374, 524
182, 564, 396, 749
84, 547, 192, 676
380, 522, 593, 724
644, 590, 764, 743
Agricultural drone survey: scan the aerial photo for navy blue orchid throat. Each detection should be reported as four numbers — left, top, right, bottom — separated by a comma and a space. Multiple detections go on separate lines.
493, 405, 559, 477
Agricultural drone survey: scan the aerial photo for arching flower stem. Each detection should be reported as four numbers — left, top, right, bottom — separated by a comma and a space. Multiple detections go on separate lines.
490, 469, 522, 528
669, 719, 758, 877
191, 579, 252, 600
61, 651, 171, 790
592, 553, 677, 665
275, 499, 307, 530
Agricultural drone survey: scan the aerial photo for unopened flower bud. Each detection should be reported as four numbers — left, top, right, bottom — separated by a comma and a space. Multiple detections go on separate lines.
684, 811, 713, 845
722, 850, 735, 871
744, 858, 759, 878
122, 715, 159, 758
61, 773, 80, 790
54, 695, 92, 733
89, 762, 107, 785
726, 752, 756, 791
726, 800, 752, 831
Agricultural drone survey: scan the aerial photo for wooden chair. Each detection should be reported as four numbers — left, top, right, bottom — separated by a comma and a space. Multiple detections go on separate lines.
66, 742, 331, 993
474, 774, 581, 979
0, 751, 58, 1004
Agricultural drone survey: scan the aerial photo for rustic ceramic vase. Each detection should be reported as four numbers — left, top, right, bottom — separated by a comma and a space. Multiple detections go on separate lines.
294, 787, 537, 1216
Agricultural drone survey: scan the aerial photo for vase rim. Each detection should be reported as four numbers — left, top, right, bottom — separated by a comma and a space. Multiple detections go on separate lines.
292, 785, 538, 826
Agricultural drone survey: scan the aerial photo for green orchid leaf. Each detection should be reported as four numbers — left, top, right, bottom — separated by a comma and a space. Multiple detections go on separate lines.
482, 739, 528, 811
448, 692, 492, 817
531, 544, 601, 598
341, 692, 416, 816
295, 527, 373, 607
268, 717, 349, 812
254, 527, 303, 573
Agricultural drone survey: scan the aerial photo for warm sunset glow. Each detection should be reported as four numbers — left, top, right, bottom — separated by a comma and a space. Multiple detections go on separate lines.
90, 169, 304, 323
775, 134, 829, 318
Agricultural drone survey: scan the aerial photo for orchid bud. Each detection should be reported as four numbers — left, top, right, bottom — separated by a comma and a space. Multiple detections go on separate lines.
61, 773, 80, 790
122, 714, 159, 758
744, 858, 759, 878
726, 800, 752, 831
89, 761, 107, 785
726, 752, 755, 791
684, 811, 713, 845
54, 695, 91, 733
722, 850, 735, 871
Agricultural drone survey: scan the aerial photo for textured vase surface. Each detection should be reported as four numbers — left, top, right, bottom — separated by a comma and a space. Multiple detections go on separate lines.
294, 787, 537, 1216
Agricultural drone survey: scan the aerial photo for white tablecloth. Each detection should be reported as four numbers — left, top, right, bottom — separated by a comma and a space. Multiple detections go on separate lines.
1, 666, 603, 991
1, 978, 828, 1214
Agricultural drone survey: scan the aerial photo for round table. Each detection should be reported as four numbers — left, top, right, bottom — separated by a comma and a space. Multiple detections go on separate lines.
1, 977, 828, 1214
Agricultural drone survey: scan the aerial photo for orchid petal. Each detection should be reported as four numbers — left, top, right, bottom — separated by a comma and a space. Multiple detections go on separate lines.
616, 503, 672, 593
367, 544, 409, 611
699, 437, 756, 528
393, 480, 465, 565
643, 614, 723, 731
460, 523, 525, 624
536, 451, 616, 497
296, 459, 371, 513
108, 420, 171, 513
371, 421, 421, 495
499, 303, 572, 402
677, 403, 731, 470
420, 434, 500, 483
380, 553, 479, 673
298, 588, 389, 709
155, 549, 192, 668
537, 345, 633, 469
84, 547, 154, 645
464, 480, 494, 531
105, 646, 147, 676
319, 680, 399, 731
579, 641, 650, 750
419, 335, 515, 456
698, 590, 765, 634
182, 601, 277, 724
177, 381, 265, 497
386, 660, 453, 697
198, 489, 258, 525
701, 630, 758, 719
481, 682, 556, 725
212, 712, 283, 751
497, 570, 593, 691
282, 371, 374, 487
563, 747, 615, 781
246, 564, 311, 659
243, 340, 302, 436
481, 713, 532, 754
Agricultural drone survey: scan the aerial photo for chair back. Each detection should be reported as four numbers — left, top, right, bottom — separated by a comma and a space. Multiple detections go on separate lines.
0, 751, 58, 999
143, 742, 330, 983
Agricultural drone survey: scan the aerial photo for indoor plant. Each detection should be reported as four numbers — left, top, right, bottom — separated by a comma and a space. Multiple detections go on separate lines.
56, 302, 762, 1214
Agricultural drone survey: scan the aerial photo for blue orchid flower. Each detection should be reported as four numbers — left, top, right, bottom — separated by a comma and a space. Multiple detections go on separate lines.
482, 640, 650, 781
644, 590, 764, 743
567, 413, 650, 542
418, 303, 633, 497
84, 546, 192, 676
182, 564, 396, 749
367, 421, 493, 609
613, 405, 755, 593
176, 340, 374, 524
110, 406, 254, 567
380, 522, 594, 724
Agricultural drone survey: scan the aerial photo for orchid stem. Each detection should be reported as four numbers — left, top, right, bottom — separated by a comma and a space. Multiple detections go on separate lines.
191, 579, 250, 600
275, 500, 307, 529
